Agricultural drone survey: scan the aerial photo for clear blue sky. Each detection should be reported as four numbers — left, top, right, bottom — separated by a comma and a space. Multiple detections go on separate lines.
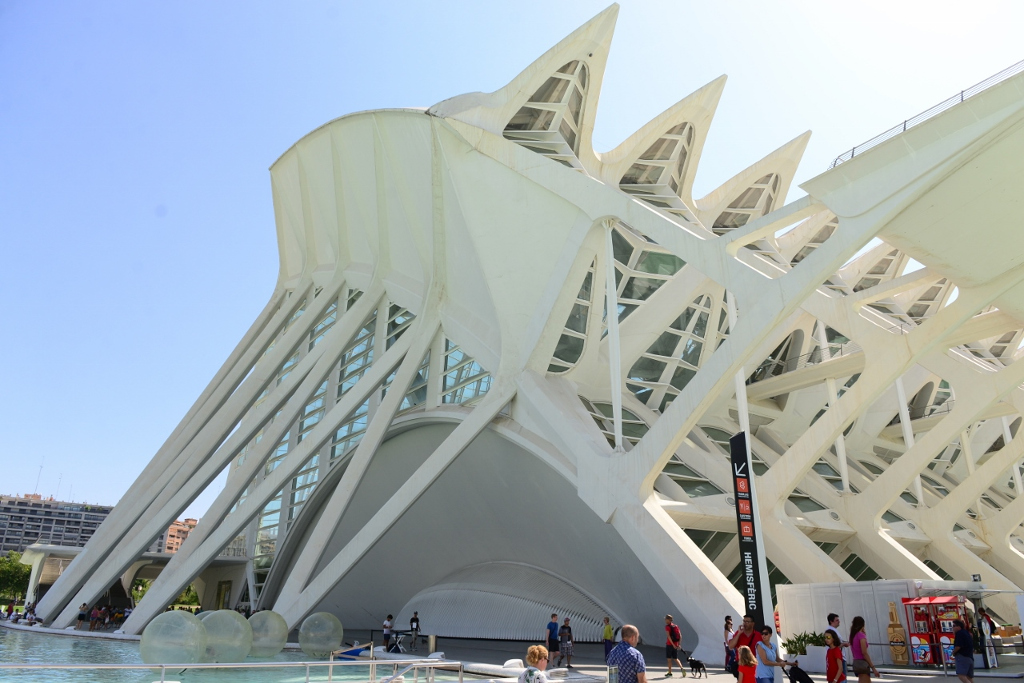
2, 1, 1021, 518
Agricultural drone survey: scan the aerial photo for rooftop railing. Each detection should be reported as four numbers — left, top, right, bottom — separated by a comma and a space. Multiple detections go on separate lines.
830, 57, 1024, 169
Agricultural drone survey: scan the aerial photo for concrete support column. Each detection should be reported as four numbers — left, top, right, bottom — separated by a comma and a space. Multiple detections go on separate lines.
816, 322, 850, 492
603, 220, 624, 452
961, 430, 983, 518
895, 377, 926, 506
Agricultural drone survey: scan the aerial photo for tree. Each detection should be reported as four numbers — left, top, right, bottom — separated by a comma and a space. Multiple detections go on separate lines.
0, 551, 31, 602
175, 583, 200, 606
131, 578, 152, 603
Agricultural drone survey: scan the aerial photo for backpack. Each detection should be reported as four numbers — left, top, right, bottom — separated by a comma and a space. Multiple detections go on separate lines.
670, 624, 681, 644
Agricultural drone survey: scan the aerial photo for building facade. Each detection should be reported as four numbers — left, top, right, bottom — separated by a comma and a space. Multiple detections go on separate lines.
0, 494, 112, 554
163, 518, 197, 554
34, 7, 1024, 661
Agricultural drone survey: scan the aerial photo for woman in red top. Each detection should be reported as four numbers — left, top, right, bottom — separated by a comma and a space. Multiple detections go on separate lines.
738, 645, 758, 683
825, 631, 846, 683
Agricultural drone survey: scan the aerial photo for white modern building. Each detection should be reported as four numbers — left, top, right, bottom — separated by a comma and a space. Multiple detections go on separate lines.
33, 6, 1024, 661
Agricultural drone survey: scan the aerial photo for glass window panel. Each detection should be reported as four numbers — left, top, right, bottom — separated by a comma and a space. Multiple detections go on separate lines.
640, 137, 677, 161
617, 303, 637, 322
647, 331, 680, 357
565, 303, 589, 333
680, 339, 702, 366
628, 356, 667, 383
553, 334, 585, 363
532, 76, 571, 103
622, 421, 649, 439
692, 311, 709, 339
567, 87, 583, 126
713, 211, 750, 232
577, 63, 588, 89
505, 107, 555, 132
670, 308, 696, 332
634, 251, 685, 276
579, 271, 593, 300
558, 118, 578, 152
556, 60, 580, 75
674, 148, 689, 180
621, 163, 663, 185
628, 383, 653, 404
788, 494, 826, 512
620, 276, 665, 301
611, 229, 633, 265
729, 186, 764, 210
669, 366, 696, 391
679, 480, 724, 498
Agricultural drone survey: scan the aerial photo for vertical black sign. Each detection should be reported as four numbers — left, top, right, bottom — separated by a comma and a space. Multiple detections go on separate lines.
730, 431, 768, 625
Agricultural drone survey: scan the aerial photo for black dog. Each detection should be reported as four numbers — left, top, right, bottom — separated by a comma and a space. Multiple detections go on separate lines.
687, 657, 706, 678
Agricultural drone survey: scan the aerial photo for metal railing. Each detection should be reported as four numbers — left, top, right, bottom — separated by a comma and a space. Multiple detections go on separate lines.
830, 57, 1024, 168
0, 655, 463, 683
889, 399, 955, 424
747, 342, 863, 385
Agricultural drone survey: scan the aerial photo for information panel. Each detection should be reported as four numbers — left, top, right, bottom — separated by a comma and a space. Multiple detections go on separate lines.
729, 431, 768, 624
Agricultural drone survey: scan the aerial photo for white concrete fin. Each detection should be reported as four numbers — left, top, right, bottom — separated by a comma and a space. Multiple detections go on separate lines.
694, 131, 812, 234
598, 75, 727, 207
426, 5, 618, 173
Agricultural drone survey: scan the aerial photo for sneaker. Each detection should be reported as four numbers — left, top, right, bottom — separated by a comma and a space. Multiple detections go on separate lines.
666, 674, 673, 678
567, 665, 574, 669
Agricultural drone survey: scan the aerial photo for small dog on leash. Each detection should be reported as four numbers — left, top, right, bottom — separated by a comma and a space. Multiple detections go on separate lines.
687, 657, 706, 678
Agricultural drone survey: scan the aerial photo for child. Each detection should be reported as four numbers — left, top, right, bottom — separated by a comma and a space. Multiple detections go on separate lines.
826, 631, 846, 683
738, 645, 757, 683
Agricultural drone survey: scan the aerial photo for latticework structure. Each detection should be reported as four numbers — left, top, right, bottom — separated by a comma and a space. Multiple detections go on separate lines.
34, 6, 1024, 660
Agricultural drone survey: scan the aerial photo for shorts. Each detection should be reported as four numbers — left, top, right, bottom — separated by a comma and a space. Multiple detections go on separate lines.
78, 613, 86, 621
560, 641, 574, 656
852, 659, 869, 676
549, 637, 559, 652
955, 654, 974, 677
666, 644, 679, 659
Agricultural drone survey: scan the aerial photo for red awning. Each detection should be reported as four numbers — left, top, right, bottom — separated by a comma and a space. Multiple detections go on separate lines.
902, 596, 962, 605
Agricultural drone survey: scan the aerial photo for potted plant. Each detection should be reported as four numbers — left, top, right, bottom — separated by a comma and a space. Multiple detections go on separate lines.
782, 632, 828, 673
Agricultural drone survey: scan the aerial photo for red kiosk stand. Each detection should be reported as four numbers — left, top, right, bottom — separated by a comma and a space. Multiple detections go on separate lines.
902, 596, 968, 667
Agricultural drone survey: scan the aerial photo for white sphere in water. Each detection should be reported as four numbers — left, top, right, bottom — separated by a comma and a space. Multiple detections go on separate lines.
202, 610, 253, 662
298, 612, 343, 658
140, 611, 207, 665
249, 610, 289, 658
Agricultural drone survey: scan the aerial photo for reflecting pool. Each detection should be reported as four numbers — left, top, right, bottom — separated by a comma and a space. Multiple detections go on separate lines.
0, 627, 462, 683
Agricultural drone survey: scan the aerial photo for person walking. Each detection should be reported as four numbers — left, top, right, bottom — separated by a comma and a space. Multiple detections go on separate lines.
728, 614, 762, 668
603, 616, 615, 663
664, 615, 685, 677
520, 645, 550, 683
382, 614, 393, 651
825, 631, 846, 683
737, 646, 757, 683
952, 619, 975, 683
545, 614, 560, 664
825, 613, 848, 646
557, 617, 575, 668
849, 616, 879, 683
754, 627, 787, 683
724, 616, 736, 675
410, 612, 421, 651
608, 625, 647, 683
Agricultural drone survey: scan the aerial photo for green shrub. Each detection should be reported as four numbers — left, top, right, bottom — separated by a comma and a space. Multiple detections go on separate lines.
781, 632, 827, 655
